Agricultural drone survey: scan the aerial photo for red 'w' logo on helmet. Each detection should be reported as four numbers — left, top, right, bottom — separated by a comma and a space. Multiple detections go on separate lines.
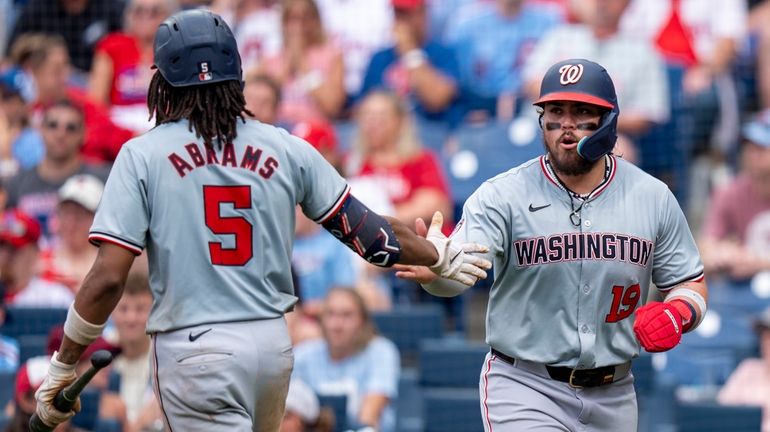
558, 64, 584, 85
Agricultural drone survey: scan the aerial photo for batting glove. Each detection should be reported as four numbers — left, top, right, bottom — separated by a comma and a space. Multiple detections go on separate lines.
633, 302, 683, 353
426, 212, 492, 286
34, 352, 81, 428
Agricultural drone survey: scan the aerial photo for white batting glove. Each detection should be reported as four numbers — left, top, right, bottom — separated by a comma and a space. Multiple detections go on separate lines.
426, 212, 492, 286
34, 352, 80, 428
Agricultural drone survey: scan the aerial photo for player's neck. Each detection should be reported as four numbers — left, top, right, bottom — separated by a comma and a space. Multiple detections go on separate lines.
554, 157, 608, 195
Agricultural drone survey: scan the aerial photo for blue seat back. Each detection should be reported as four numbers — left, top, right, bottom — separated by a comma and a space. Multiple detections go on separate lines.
423, 388, 483, 432
676, 402, 762, 432
418, 339, 487, 388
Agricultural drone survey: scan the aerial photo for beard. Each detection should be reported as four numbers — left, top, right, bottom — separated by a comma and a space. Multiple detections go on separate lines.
543, 133, 597, 177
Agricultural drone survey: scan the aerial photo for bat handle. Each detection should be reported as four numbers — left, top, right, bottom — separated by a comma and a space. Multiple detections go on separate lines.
28, 415, 55, 432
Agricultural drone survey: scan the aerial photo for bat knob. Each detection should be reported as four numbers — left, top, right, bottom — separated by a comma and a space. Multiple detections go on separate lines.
90, 350, 113, 369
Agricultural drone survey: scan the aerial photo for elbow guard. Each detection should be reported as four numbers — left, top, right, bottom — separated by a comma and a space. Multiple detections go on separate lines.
321, 193, 401, 267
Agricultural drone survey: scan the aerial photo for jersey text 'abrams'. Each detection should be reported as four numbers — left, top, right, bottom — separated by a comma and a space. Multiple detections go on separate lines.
167, 142, 279, 179
513, 232, 654, 268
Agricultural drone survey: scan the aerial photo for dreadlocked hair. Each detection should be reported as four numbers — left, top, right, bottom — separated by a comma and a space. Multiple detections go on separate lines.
147, 71, 253, 148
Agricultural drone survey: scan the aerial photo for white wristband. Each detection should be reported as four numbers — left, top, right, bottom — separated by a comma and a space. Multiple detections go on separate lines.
401, 49, 427, 69
63, 303, 106, 346
667, 288, 707, 329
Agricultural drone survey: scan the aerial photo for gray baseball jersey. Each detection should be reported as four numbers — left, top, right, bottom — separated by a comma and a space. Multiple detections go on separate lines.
90, 119, 348, 332
453, 155, 703, 368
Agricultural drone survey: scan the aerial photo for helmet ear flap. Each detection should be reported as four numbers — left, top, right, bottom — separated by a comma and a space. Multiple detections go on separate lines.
576, 108, 618, 161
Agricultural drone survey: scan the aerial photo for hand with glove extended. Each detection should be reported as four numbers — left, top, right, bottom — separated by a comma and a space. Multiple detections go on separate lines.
395, 212, 492, 286
633, 301, 693, 353
34, 353, 81, 429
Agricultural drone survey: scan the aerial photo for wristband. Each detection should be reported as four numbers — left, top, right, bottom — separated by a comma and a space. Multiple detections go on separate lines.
666, 288, 707, 331
63, 303, 106, 346
401, 49, 427, 70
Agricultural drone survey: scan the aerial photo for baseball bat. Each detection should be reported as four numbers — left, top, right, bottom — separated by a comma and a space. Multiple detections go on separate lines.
28, 350, 114, 432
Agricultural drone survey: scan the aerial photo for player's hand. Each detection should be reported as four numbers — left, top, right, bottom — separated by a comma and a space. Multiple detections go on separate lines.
633, 302, 683, 353
424, 211, 492, 286
34, 353, 81, 428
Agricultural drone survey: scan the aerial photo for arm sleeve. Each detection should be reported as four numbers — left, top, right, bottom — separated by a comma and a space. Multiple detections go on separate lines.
89, 144, 149, 255
651, 189, 705, 292
288, 131, 349, 223
363, 339, 400, 397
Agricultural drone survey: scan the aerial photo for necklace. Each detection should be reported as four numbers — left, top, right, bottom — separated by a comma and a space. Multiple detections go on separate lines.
544, 155, 613, 227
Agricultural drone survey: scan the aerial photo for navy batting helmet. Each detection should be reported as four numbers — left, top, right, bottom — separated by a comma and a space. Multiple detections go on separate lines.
534, 59, 619, 162
153, 9, 242, 87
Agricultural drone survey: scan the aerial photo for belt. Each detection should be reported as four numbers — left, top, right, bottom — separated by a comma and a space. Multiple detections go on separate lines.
490, 348, 631, 388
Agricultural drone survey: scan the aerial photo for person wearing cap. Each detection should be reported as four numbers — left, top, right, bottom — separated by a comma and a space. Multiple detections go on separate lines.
700, 109, 770, 280
0, 209, 73, 308
280, 378, 335, 432
39, 174, 104, 292
359, 0, 463, 127
717, 306, 770, 432
395, 58, 708, 431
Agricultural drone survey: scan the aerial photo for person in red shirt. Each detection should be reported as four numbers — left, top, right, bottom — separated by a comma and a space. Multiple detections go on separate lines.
88, 0, 177, 133
344, 90, 452, 231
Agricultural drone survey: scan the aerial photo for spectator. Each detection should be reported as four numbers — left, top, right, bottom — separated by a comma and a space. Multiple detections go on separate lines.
444, 0, 561, 120
752, 0, 770, 109
7, 0, 125, 73
244, 71, 282, 125
315, 0, 393, 100
0, 209, 73, 308
345, 91, 452, 230
359, 0, 463, 127
6, 34, 135, 163
281, 378, 335, 432
226, 0, 282, 71
292, 119, 340, 170
110, 271, 164, 431
39, 174, 104, 292
523, 0, 669, 136
717, 306, 770, 432
88, 0, 178, 133
5, 100, 110, 241
255, 0, 346, 124
0, 80, 44, 178
46, 326, 128, 431
292, 288, 400, 432
0, 284, 20, 374
700, 110, 770, 280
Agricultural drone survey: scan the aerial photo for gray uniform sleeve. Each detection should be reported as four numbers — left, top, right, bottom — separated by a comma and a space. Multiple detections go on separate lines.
652, 189, 704, 292
451, 182, 508, 261
288, 133, 349, 222
89, 145, 149, 255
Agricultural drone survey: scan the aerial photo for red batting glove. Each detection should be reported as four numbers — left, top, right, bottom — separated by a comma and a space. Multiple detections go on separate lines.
633, 302, 683, 353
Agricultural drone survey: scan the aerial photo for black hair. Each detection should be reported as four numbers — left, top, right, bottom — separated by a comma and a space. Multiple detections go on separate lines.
147, 71, 253, 148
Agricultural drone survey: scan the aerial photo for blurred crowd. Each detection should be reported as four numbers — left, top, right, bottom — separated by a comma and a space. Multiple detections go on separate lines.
1, 0, 770, 431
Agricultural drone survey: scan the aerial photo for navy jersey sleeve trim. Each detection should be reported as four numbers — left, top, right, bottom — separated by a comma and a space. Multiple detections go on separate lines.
657, 271, 705, 291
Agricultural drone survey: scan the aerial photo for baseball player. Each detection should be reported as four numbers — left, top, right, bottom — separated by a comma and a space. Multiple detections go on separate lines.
396, 59, 709, 431
32, 10, 491, 432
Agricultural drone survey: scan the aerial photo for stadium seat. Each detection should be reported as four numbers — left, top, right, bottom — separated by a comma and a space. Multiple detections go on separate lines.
675, 402, 762, 432
423, 388, 483, 432
372, 305, 444, 363
0, 371, 15, 411
708, 276, 770, 315
653, 348, 736, 387
3, 307, 68, 339
317, 394, 347, 432
332, 120, 356, 153
442, 119, 542, 206
108, 370, 122, 393
418, 339, 488, 388
18, 334, 48, 363
396, 367, 424, 432
71, 389, 101, 431
0, 415, 9, 431
631, 353, 655, 395
679, 309, 757, 362
94, 418, 123, 432
414, 118, 450, 153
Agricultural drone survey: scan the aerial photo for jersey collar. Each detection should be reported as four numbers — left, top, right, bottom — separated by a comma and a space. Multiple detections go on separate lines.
539, 154, 616, 201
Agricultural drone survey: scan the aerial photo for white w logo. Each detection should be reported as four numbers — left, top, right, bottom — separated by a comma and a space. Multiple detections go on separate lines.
558, 64, 584, 85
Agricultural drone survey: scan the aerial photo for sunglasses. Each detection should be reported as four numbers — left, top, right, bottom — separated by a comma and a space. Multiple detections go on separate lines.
43, 120, 81, 133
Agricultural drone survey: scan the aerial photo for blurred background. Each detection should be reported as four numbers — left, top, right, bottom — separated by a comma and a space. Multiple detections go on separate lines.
2, 0, 770, 431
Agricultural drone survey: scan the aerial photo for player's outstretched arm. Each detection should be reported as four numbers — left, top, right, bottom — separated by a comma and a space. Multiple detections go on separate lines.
34, 244, 136, 429
320, 194, 490, 286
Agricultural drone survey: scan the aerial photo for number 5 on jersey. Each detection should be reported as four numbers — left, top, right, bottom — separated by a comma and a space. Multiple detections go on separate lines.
203, 185, 254, 266
605, 284, 641, 323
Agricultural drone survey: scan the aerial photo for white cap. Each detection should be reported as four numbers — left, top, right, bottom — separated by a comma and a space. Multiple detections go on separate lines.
58, 174, 104, 212
285, 379, 320, 424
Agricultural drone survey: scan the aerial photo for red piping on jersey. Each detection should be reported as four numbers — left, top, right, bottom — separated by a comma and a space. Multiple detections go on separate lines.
591, 155, 617, 198
483, 354, 495, 432
88, 234, 142, 255
539, 156, 560, 188
318, 185, 351, 224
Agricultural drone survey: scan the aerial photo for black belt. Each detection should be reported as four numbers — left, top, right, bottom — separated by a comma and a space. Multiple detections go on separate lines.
490, 348, 626, 388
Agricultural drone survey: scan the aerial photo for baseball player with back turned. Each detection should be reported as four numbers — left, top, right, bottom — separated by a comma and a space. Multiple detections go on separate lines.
31, 9, 492, 432
396, 58, 709, 431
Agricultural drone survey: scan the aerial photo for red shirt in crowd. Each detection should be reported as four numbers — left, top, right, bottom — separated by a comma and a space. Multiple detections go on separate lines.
95, 33, 151, 106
